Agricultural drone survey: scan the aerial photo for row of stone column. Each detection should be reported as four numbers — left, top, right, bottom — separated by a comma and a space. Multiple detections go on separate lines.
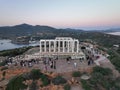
40, 40, 79, 53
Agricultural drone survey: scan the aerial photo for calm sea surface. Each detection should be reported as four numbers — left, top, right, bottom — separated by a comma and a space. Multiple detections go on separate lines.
0, 39, 39, 51
107, 32, 120, 36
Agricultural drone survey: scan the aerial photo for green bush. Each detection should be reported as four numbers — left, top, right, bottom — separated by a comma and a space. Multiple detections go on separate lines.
41, 75, 50, 86
52, 76, 67, 85
117, 47, 120, 54
29, 69, 50, 86
81, 79, 92, 90
93, 66, 112, 76
6, 75, 27, 90
101, 80, 112, 90
29, 69, 43, 80
6, 69, 51, 90
108, 50, 120, 72
110, 57, 120, 71
64, 84, 71, 90
22, 72, 31, 80
72, 71, 81, 77
111, 77, 120, 90
90, 72, 103, 85
88, 66, 117, 90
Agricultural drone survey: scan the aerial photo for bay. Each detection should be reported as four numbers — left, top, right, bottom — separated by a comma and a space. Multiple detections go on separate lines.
0, 39, 39, 51
107, 32, 120, 36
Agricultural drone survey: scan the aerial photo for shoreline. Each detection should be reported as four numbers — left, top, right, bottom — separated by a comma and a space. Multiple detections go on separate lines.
0, 39, 39, 51
107, 32, 120, 36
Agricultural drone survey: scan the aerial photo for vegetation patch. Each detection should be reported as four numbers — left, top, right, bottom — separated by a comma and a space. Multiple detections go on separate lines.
72, 71, 81, 77
64, 84, 71, 90
41, 74, 50, 86
81, 79, 92, 90
80, 66, 120, 90
117, 47, 120, 54
6, 69, 50, 90
6, 75, 27, 90
52, 76, 67, 85
92, 66, 112, 76
29, 69, 43, 80
0, 46, 32, 57
108, 50, 120, 72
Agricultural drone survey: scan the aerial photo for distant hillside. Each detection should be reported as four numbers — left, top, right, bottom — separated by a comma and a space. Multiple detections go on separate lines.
0, 23, 83, 39
77, 32, 120, 47
105, 28, 120, 32
0, 24, 120, 47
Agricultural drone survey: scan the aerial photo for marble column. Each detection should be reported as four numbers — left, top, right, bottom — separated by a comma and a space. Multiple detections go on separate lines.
54, 41, 56, 52
49, 41, 51, 52
58, 40, 60, 52
67, 41, 69, 52
40, 41, 42, 53
77, 41, 79, 53
44, 41, 46, 52
63, 41, 65, 52
72, 41, 74, 53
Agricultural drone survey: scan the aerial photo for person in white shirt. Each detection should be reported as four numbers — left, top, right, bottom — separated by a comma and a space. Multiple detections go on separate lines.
74, 62, 77, 68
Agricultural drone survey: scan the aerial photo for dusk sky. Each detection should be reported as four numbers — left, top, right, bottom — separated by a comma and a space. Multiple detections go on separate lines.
0, 0, 120, 30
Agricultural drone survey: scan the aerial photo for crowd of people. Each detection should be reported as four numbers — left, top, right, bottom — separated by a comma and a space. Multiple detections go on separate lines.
20, 59, 39, 67
3, 57, 40, 68
1, 45, 100, 72
42, 57, 57, 71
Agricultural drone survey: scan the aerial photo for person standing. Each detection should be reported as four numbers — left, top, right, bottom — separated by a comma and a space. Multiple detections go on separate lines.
45, 65, 47, 72
54, 60, 56, 69
74, 62, 77, 68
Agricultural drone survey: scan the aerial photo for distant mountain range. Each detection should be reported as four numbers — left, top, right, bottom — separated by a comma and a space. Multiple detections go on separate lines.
0, 23, 120, 47
0, 23, 84, 39
0, 23, 120, 34
105, 28, 120, 32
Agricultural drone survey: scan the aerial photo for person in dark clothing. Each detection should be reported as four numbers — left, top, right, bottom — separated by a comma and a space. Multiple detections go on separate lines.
51, 61, 53, 68
54, 60, 56, 69
86, 56, 89, 60
91, 59, 94, 64
79, 58, 82, 62
88, 60, 90, 65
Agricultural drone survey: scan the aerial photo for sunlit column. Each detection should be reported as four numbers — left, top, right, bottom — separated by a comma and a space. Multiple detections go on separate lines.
40, 41, 42, 53
49, 41, 51, 52
67, 41, 69, 52
77, 41, 79, 53
63, 41, 65, 52
72, 41, 74, 53
58, 40, 60, 52
44, 40, 46, 52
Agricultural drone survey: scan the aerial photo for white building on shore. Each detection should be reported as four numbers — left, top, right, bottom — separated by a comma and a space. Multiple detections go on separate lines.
40, 37, 85, 59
